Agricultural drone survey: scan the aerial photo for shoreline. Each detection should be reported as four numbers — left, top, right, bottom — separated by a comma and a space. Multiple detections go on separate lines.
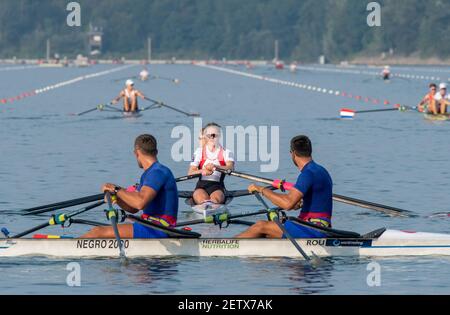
1, 57, 450, 67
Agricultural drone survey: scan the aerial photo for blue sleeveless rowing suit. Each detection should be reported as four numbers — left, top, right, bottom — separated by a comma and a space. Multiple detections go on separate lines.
283, 160, 333, 238
133, 162, 179, 238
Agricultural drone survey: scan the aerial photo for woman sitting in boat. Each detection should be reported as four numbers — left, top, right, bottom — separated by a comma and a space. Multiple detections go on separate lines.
237, 135, 333, 239
188, 123, 235, 205
112, 79, 145, 113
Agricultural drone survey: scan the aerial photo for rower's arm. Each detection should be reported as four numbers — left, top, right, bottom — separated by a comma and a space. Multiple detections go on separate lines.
137, 90, 145, 99
116, 186, 156, 213
418, 96, 426, 106
222, 161, 235, 171
115, 199, 138, 213
261, 187, 303, 211
112, 92, 124, 103
188, 165, 203, 176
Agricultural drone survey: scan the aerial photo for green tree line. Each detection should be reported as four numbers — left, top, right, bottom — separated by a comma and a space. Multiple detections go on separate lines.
0, 0, 448, 61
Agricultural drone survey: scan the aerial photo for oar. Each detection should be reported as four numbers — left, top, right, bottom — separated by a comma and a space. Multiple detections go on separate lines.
340, 105, 418, 119
11, 201, 105, 238
176, 174, 201, 182
20, 193, 104, 215
20, 175, 199, 216
144, 97, 200, 117
253, 193, 313, 262
216, 168, 415, 218
150, 75, 180, 84
105, 192, 126, 258
113, 75, 138, 83
71, 102, 115, 116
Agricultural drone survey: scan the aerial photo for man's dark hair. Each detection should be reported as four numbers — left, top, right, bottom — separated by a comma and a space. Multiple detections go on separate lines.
429, 83, 437, 89
290, 135, 312, 158
135, 134, 158, 156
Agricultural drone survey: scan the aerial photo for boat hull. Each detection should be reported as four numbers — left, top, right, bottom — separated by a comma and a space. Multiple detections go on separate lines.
424, 114, 450, 121
2, 230, 450, 259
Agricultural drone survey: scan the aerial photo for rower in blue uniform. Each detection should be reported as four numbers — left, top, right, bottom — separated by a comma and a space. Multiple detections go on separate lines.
236, 135, 333, 239
81, 134, 178, 239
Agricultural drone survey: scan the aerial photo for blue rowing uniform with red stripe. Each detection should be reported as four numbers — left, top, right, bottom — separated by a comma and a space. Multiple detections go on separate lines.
132, 161, 179, 239
283, 160, 333, 239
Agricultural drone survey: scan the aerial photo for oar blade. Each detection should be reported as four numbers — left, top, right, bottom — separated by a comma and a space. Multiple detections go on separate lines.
340, 109, 356, 119
332, 194, 415, 218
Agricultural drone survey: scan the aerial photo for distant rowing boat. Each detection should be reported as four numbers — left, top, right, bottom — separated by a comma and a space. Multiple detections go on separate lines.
2, 229, 450, 258
424, 113, 450, 121
122, 110, 143, 118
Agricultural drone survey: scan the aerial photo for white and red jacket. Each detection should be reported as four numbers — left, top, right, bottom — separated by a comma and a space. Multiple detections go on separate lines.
190, 145, 234, 182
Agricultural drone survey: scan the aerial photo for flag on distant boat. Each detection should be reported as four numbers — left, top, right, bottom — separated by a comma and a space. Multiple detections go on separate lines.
340, 109, 355, 119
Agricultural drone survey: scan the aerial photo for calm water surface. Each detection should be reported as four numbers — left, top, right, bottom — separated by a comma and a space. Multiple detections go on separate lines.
0, 64, 449, 294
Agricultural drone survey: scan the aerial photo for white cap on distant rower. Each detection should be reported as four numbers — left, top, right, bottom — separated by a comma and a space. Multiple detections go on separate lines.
126, 79, 135, 86
439, 83, 447, 90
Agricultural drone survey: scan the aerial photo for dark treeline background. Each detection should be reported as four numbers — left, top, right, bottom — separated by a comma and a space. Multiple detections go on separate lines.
0, 0, 449, 61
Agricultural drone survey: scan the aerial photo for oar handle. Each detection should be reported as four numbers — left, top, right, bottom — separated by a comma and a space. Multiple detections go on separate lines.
176, 174, 201, 182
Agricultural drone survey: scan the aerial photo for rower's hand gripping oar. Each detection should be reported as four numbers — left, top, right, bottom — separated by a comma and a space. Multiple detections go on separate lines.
253, 193, 315, 263
216, 168, 415, 218
105, 192, 126, 259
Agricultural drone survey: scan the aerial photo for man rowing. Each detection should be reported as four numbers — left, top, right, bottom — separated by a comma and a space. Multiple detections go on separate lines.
81, 134, 178, 239
382, 66, 391, 81
418, 83, 438, 114
434, 83, 449, 114
236, 135, 333, 239
112, 79, 145, 113
188, 123, 235, 205
139, 68, 150, 81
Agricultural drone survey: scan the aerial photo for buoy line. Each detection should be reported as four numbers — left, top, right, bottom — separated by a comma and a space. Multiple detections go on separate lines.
294, 65, 445, 82
196, 63, 406, 108
0, 65, 41, 72
0, 65, 134, 105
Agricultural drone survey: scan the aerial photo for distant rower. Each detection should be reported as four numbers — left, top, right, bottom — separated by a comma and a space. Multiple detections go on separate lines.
188, 123, 235, 205
112, 80, 145, 113
382, 66, 391, 81
139, 68, 150, 81
237, 135, 333, 239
